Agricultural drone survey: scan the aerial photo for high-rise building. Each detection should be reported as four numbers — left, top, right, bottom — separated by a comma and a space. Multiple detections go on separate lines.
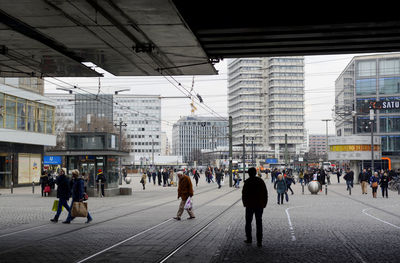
172, 116, 228, 163
46, 93, 162, 165
308, 134, 328, 156
335, 53, 400, 168
227, 57, 305, 163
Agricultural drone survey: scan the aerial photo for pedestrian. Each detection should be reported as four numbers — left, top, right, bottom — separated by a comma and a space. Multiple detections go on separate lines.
336, 169, 341, 183
380, 172, 389, 198
216, 168, 223, 189
82, 172, 88, 193
50, 169, 71, 223
96, 169, 106, 197
344, 168, 354, 191
157, 169, 162, 186
63, 170, 92, 224
193, 169, 200, 187
162, 168, 169, 187
40, 171, 49, 197
147, 170, 152, 184
173, 173, 195, 220
242, 167, 268, 247
274, 174, 287, 205
370, 172, 379, 198
359, 168, 369, 195
299, 170, 304, 185
285, 173, 295, 195
140, 172, 147, 190
152, 169, 157, 185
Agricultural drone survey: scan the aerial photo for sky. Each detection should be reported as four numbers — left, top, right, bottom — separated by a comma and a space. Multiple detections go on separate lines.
44, 53, 368, 141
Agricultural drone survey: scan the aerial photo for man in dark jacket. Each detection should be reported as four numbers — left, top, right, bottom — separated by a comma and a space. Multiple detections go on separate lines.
344, 168, 354, 191
242, 167, 268, 247
359, 168, 369, 194
50, 169, 71, 223
96, 169, 106, 197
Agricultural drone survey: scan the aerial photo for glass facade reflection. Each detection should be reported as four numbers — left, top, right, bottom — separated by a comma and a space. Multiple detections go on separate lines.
0, 92, 54, 134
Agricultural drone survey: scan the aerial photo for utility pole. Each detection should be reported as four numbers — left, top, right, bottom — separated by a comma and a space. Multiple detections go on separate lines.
114, 119, 127, 185
229, 116, 233, 187
152, 138, 155, 167
370, 109, 374, 172
251, 137, 255, 167
322, 119, 332, 162
284, 134, 288, 167
242, 134, 246, 181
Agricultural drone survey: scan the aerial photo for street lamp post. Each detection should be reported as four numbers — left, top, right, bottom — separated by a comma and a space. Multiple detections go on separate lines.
322, 119, 332, 162
370, 109, 374, 172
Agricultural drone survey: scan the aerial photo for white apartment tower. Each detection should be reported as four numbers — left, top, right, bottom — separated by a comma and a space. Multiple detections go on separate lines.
228, 57, 305, 162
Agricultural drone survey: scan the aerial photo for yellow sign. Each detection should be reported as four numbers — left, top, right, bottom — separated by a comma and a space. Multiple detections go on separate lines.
330, 145, 380, 152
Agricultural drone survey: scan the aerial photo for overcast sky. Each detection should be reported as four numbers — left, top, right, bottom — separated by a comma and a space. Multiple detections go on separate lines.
44, 53, 370, 140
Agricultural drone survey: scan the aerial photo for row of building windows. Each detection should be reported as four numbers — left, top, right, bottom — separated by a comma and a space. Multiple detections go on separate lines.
356, 59, 400, 77
0, 93, 54, 134
355, 77, 400, 95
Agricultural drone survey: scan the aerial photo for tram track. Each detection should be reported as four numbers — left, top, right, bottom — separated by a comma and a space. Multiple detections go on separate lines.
0, 185, 238, 257
75, 189, 243, 263
0, 182, 216, 239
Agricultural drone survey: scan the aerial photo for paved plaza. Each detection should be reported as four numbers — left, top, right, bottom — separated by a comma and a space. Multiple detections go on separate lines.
1, 174, 400, 263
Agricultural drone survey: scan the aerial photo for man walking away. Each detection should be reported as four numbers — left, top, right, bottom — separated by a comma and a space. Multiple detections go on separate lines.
174, 173, 195, 220
242, 167, 268, 247
216, 168, 223, 189
193, 169, 200, 187
360, 168, 369, 194
96, 169, 106, 197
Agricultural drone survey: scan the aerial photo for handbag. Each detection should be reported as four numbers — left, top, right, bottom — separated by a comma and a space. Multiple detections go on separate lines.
44, 185, 51, 193
71, 202, 88, 217
372, 182, 378, 188
184, 197, 192, 210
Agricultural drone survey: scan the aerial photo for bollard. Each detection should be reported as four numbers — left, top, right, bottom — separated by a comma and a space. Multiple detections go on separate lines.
398, 185, 400, 195
302, 183, 304, 195
11, 181, 13, 194
349, 186, 351, 195
98, 179, 102, 198
32, 181, 35, 194
325, 184, 328, 195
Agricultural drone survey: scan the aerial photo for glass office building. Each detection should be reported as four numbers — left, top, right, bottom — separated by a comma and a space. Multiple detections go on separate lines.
335, 53, 400, 169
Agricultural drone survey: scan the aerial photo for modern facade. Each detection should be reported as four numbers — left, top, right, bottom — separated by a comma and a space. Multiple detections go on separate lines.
0, 78, 56, 187
227, 57, 305, 163
335, 53, 400, 169
172, 116, 228, 163
46, 93, 162, 165
308, 135, 328, 156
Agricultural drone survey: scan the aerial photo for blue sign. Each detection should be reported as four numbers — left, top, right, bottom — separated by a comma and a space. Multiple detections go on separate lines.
266, 158, 278, 164
43, 156, 62, 165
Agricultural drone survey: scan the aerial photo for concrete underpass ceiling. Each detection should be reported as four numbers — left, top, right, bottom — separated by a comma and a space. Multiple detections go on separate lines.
173, 1, 400, 59
0, 0, 217, 78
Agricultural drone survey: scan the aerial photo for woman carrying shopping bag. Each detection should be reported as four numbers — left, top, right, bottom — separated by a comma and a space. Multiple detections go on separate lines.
63, 170, 92, 224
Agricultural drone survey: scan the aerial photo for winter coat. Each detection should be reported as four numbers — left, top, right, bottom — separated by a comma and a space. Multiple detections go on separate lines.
360, 172, 369, 182
380, 176, 389, 188
141, 174, 147, 184
56, 174, 70, 200
370, 175, 379, 186
242, 176, 268, 209
344, 171, 354, 181
70, 178, 85, 201
274, 179, 287, 194
178, 175, 194, 201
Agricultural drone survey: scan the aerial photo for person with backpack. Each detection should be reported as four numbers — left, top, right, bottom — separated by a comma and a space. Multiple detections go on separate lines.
274, 174, 287, 205
50, 169, 71, 223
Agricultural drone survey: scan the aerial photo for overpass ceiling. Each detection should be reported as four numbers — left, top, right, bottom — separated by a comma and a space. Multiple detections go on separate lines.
173, 1, 400, 58
0, 0, 217, 78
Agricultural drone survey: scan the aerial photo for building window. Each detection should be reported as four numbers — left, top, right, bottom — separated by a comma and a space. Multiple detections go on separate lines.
379, 59, 400, 75
379, 116, 400, 133
357, 60, 376, 77
356, 79, 376, 95
379, 77, 400, 95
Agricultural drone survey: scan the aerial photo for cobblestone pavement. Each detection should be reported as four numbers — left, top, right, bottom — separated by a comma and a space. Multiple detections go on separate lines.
1, 176, 400, 262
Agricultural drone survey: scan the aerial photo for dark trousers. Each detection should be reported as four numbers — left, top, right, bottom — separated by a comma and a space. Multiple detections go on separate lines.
381, 186, 388, 198
245, 207, 263, 243
287, 185, 294, 194
277, 193, 284, 204
54, 198, 70, 220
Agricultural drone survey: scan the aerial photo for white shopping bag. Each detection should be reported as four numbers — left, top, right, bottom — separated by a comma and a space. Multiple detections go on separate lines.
184, 197, 192, 210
